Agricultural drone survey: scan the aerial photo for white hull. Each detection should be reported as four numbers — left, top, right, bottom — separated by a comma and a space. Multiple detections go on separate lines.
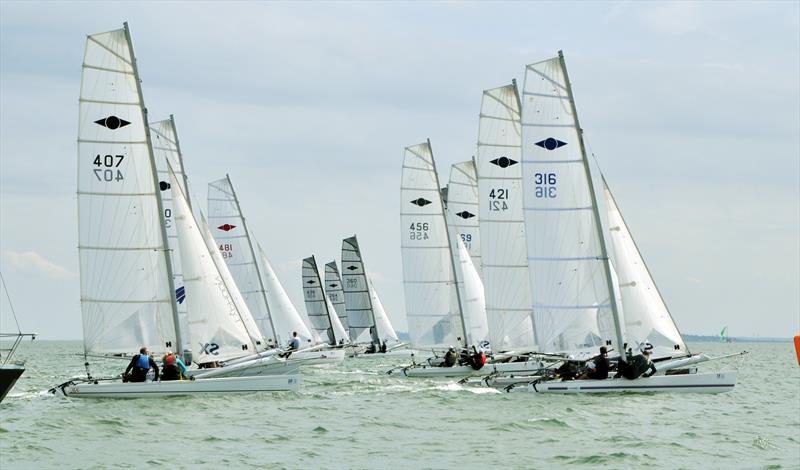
288, 349, 346, 366
351, 349, 429, 359
390, 360, 544, 378
511, 371, 738, 394
53, 374, 301, 398
192, 355, 299, 379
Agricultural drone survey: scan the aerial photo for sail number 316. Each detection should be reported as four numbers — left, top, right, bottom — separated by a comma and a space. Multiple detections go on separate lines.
534, 173, 557, 198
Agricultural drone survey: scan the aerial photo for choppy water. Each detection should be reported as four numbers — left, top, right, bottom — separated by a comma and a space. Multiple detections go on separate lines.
1, 341, 798, 469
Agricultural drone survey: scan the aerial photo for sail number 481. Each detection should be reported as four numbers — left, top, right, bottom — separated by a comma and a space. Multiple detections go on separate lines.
409, 222, 429, 240
92, 154, 124, 182
534, 173, 557, 198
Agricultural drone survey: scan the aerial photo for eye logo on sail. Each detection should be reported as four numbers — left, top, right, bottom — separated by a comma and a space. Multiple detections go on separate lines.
94, 115, 130, 130
175, 286, 186, 304
329, 283, 338, 288
535, 138, 567, 150
411, 198, 431, 207
456, 211, 475, 220
346, 265, 358, 271
306, 280, 315, 285
490, 157, 517, 168
159, 181, 171, 191
217, 224, 236, 232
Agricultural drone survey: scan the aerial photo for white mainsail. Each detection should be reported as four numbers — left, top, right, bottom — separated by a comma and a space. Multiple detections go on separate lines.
368, 278, 400, 346
455, 238, 490, 347
401, 141, 466, 349
521, 53, 622, 355
324, 261, 350, 336
302, 256, 347, 345
150, 116, 191, 350
170, 168, 265, 363
77, 25, 179, 355
257, 244, 317, 346
603, 179, 688, 358
475, 82, 536, 351
446, 161, 482, 278
207, 176, 277, 345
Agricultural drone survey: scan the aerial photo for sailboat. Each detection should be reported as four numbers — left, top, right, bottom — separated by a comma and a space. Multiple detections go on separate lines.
506, 51, 739, 393
720, 326, 732, 343
206, 175, 343, 366
53, 23, 299, 397
0, 273, 36, 402
393, 142, 541, 378
302, 256, 349, 347
340, 235, 403, 355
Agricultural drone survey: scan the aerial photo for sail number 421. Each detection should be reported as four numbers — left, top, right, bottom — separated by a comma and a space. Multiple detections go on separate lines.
92, 154, 124, 182
534, 173, 556, 198
489, 188, 509, 211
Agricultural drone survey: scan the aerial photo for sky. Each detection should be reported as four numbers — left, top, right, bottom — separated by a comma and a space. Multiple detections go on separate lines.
0, 1, 798, 340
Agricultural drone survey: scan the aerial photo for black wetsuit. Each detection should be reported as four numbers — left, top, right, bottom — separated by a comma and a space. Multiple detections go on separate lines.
587, 355, 610, 380
443, 350, 458, 367
161, 363, 181, 381
618, 354, 656, 380
124, 354, 159, 382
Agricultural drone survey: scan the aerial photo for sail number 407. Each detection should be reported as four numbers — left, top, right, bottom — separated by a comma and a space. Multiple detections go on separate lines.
534, 173, 557, 198
409, 222, 429, 240
92, 154, 124, 182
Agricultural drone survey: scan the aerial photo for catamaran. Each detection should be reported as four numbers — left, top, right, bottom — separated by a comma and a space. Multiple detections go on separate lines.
499, 51, 740, 393
302, 256, 350, 347
339, 235, 405, 356
53, 23, 299, 397
207, 175, 343, 366
0, 273, 36, 402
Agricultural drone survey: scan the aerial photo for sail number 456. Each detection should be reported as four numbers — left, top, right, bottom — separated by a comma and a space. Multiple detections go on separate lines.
534, 173, 556, 198
409, 222, 429, 240
92, 154, 124, 182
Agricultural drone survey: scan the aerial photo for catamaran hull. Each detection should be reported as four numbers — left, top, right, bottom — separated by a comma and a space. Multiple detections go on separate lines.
192, 357, 299, 379
288, 349, 346, 365
53, 374, 301, 398
512, 371, 738, 394
0, 364, 25, 402
391, 360, 544, 378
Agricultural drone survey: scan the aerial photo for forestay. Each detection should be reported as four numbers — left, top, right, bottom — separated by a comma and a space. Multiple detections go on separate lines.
604, 180, 688, 358
170, 169, 264, 364
150, 117, 191, 350
324, 261, 350, 336
520, 54, 620, 355
475, 83, 536, 351
341, 236, 379, 344
401, 142, 465, 349
446, 161, 482, 279
207, 176, 277, 345
257, 244, 317, 346
77, 26, 178, 355
302, 256, 347, 345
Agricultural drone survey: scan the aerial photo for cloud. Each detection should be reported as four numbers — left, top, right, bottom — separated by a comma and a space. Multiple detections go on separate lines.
3, 250, 73, 279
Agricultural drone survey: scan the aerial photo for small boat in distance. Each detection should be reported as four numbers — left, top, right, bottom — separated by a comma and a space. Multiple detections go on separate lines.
0, 273, 36, 403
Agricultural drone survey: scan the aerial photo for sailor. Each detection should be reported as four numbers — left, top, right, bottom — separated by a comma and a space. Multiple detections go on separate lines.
618, 342, 657, 379
380, 340, 388, 353
287, 332, 301, 350
443, 347, 458, 367
123, 347, 159, 382
365, 342, 377, 354
579, 346, 609, 380
160, 352, 189, 381
469, 346, 487, 370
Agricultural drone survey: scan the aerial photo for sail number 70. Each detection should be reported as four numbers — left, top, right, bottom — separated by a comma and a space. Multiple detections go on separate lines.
534, 173, 556, 198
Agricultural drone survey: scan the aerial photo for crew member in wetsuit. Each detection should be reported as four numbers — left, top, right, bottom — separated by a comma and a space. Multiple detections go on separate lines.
618, 344, 657, 379
287, 332, 301, 350
380, 340, 388, 353
160, 352, 189, 381
578, 346, 610, 380
124, 347, 159, 382
469, 346, 487, 370
443, 347, 458, 367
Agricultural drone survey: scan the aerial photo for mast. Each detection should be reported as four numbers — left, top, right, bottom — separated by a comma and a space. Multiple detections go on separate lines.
226, 174, 279, 345
511, 78, 540, 350
429, 139, 469, 348
558, 50, 625, 360
124, 22, 183, 356
170, 114, 192, 211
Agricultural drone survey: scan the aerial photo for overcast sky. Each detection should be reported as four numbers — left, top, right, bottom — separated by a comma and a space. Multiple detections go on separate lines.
1, 1, 798, 340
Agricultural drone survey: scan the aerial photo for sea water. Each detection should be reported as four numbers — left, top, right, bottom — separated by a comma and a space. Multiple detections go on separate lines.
1, 341, 798, 469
